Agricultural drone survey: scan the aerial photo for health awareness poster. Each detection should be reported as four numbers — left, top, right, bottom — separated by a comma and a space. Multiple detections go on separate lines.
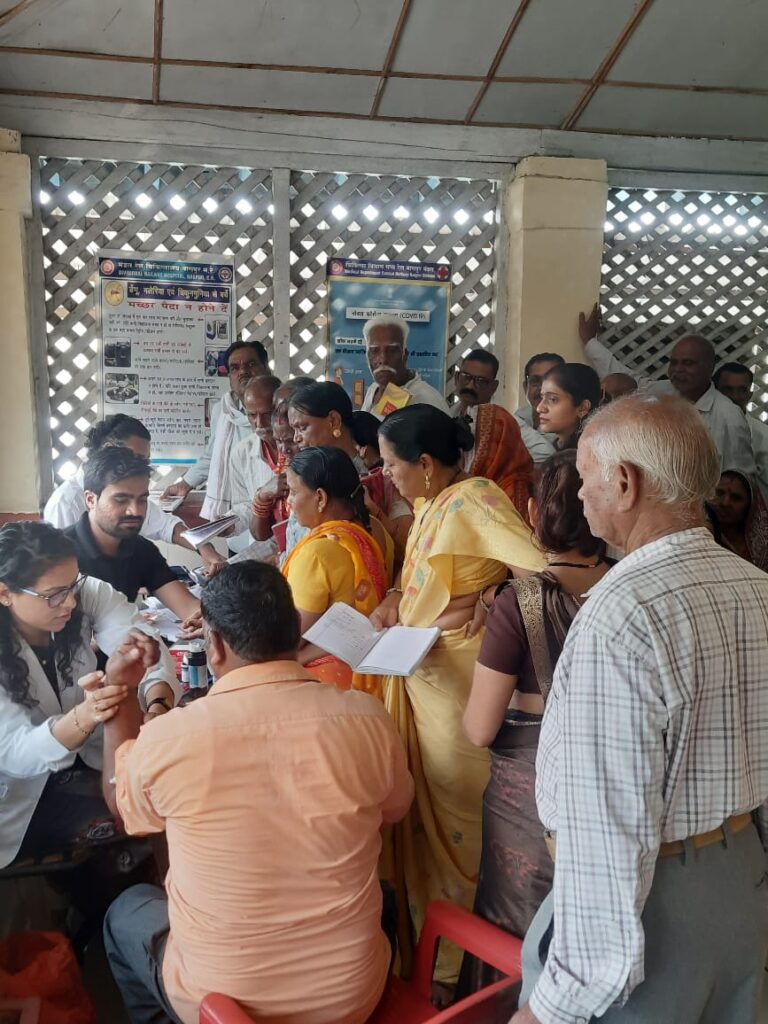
327, 258, 451, 408
98, 252, 236, 464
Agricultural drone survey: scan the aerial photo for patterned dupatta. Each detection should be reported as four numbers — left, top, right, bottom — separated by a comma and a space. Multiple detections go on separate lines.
470, 403, 533, 523
282, 518, 388, 616
505, 572, 582, 702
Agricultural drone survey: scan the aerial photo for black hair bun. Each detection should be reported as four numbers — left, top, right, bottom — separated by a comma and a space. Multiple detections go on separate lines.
453, 415, 474, 452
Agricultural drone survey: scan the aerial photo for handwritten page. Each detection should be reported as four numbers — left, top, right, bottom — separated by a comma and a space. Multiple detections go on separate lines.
302, 603, 441, 676
303, 604, 379, 668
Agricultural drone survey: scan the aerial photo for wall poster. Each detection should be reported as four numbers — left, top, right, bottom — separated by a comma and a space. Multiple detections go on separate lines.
97, 251, 236, 464
327, 258, 451, 408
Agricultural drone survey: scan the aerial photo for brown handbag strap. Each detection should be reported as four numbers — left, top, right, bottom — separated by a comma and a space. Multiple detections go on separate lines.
509, 576, 554, 703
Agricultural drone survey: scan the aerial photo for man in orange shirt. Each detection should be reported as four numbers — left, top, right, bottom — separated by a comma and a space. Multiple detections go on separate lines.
101, 562, 414, 1024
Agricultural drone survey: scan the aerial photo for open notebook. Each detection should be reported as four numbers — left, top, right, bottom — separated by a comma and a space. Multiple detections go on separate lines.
303, 603, 441, 677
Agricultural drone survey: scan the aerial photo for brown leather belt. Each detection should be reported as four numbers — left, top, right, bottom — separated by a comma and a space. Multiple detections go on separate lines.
545, 812, 753, 862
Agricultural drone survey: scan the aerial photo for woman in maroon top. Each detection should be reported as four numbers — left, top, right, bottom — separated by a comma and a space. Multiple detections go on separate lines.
459, 450, 612, 992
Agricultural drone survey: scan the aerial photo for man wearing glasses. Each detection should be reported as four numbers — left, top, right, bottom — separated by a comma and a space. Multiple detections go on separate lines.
452, 348, 500, 416
451, 350, 534, 519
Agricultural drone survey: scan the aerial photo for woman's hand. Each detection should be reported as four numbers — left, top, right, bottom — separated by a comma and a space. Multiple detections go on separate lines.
370, 591, 401, 631
467, 585, 498, 638
105, 631, 161, 690
77, 670, 130, 729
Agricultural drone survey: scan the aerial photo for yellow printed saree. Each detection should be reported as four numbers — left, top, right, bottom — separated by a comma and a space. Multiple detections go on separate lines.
383, 477, 544, 979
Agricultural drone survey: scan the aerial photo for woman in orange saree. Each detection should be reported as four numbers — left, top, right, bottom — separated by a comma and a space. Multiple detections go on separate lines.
468, 403, 533, 522
281, 446, 388, 698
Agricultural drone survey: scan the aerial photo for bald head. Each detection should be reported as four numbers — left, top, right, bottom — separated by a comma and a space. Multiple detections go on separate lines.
601, 373, 637, 404
669, 334, 716, 402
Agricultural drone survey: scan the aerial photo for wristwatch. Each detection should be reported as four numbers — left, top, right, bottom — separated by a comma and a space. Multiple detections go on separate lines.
146, 696, 172, 714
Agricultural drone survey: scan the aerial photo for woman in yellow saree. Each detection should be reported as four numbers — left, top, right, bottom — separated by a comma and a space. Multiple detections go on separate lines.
282, 445, 388, 698
374, 405, 546, 981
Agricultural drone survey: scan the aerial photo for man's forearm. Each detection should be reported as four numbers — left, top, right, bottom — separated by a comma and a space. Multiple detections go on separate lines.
154, 581, 201, 622
102, 699, 143, 817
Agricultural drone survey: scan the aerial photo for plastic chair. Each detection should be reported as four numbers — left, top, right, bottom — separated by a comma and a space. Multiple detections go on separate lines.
199, 900, 523, 1024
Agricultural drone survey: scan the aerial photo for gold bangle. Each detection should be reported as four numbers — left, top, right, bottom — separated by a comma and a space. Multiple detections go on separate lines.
479, 588, 493, 614
72, 702, 94, 739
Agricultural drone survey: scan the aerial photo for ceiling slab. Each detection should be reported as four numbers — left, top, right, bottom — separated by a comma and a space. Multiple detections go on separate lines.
0, 0, 155, 57
476, 81, 583, 125
162, 0, 397, 69
580, 87, 768, 139
161, 65, 378, 115
392, 0, 512, 76
0, 52, 153, 100
497, 0, 637, 79
609, 0, 768, 89
377, 78, 479, 121
0, 0, 764, 142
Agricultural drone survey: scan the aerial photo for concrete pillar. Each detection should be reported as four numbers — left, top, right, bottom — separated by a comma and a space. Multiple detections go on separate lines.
0, 129, 39, 515
498, 157, 608, 410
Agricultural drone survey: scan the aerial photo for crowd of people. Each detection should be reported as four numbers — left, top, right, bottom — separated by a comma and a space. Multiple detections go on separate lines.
1, 305, 767, 1024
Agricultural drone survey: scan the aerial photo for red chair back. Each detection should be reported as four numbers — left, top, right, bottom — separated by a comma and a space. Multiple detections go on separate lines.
200, 900, 523, 1024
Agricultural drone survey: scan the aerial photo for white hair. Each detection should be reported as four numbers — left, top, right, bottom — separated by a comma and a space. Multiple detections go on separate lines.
362, 315, 410, 346
583, 393, 720, 507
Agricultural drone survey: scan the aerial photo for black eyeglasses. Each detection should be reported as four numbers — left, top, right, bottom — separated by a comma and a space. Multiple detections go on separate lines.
16, 574, 86, 608
455, 370, 495, 388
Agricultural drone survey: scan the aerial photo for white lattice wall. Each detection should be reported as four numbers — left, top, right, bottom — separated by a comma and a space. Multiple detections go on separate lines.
34, 159, 499, 493
601, 187, 768, 419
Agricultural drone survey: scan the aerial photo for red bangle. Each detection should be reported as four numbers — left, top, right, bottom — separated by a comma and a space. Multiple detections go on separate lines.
252, 500, 274, 518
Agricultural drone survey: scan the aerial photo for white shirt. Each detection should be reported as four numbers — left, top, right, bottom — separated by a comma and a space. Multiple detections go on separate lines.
513, 404, 557, 463
748, 414, 768, 504
228, 433, 280, 557
183, 395, 252, 489
0, 576, 179, 868
44, 469, 184, 546
361, 373, 449, 415
584, 337, 755, 475
532, 529, 768, 1023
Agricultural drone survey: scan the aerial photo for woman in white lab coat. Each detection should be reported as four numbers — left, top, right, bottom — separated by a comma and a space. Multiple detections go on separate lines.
0, 521, 178, 871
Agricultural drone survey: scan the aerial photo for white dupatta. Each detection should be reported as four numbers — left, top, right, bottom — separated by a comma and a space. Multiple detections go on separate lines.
200, 391, 249, 521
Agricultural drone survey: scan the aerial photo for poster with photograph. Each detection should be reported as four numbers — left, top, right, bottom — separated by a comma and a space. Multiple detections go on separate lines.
98, 251, 236, 464
327, 258, 451, 409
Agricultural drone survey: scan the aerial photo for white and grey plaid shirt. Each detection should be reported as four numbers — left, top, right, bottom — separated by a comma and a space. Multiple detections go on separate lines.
531, 528, 768, 1024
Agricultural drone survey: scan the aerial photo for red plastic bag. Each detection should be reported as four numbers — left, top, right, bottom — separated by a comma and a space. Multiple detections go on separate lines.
0, 932, 96, 1024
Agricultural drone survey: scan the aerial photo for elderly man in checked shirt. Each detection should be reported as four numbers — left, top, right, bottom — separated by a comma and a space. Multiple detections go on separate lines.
513, 393, 768, 1024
